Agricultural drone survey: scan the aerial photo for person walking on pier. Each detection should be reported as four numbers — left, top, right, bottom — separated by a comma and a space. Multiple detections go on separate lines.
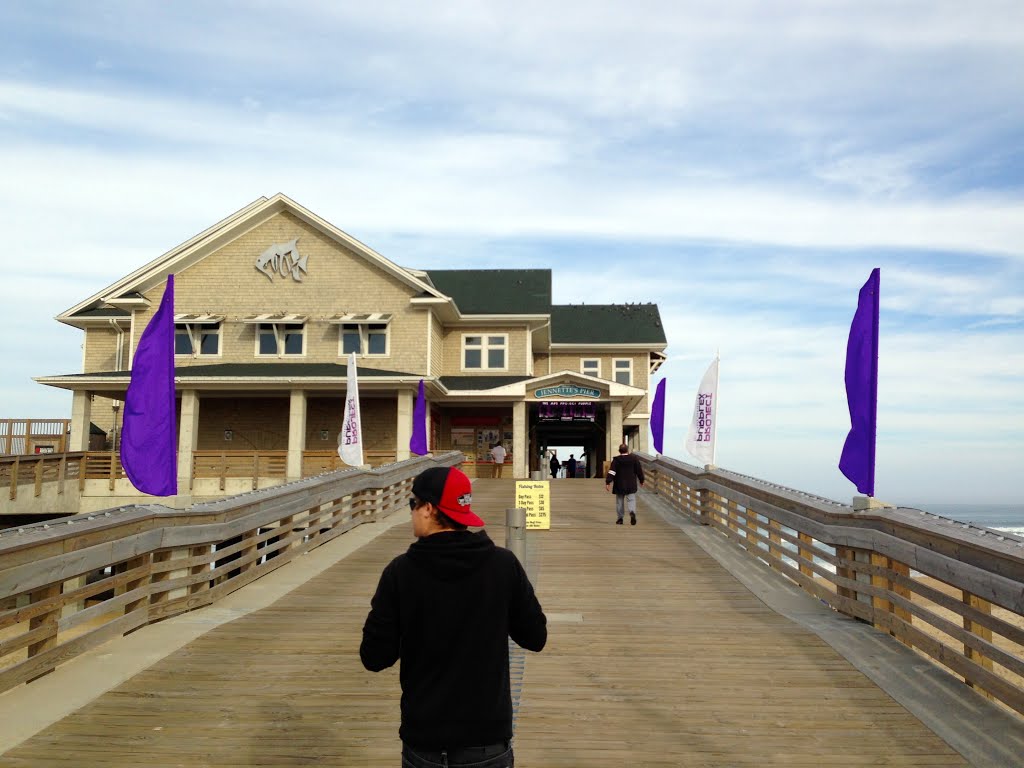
548, 451, 560, 479
605, 442, 645, 525
489, 442, 506, 478
565, 454, 577, 479
360, 465, 548, 767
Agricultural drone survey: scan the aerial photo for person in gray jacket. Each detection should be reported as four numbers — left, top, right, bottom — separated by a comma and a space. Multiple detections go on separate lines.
604, 443, 645, 525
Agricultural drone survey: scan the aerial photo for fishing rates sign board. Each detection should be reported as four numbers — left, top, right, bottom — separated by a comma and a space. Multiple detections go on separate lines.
515, 481, 551, 530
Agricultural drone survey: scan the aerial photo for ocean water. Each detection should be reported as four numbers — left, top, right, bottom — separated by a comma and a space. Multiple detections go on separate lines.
899, 503, 1024, 538
752, 502, 1024, 577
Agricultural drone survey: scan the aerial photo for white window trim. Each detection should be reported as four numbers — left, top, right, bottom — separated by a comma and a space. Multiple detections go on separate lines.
461, 333, 509, 372
175, 322, 222, 358
580, 358, 601, 378
613, 357, 633, 386
337, 321, 391, 358
255, 322, 307, 358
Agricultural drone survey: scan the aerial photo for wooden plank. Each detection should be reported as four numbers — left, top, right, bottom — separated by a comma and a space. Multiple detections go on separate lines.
0, 480, 971, 766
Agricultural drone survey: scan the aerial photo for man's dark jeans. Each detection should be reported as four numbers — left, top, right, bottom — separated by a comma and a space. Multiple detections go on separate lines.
401, 741, 513, 767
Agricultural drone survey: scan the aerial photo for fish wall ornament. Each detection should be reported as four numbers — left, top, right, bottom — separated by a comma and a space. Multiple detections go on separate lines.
255, 238, 308, 282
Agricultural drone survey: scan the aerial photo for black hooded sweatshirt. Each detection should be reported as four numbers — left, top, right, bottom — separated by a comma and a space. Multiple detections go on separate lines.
360, 530, 547, 749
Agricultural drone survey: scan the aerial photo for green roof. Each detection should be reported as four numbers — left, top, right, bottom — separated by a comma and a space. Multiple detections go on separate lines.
440, 375, 532, 390
425, 270, 551, 315
552, 304, 666, 344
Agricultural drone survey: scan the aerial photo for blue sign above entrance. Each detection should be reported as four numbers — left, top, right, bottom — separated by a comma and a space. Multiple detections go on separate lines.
534, 385, 601, 399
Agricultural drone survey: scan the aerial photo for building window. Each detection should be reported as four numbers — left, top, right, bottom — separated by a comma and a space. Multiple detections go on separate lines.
613, 358, 632, 385
174, 323, 220, 356
257, 323, 305, 356
463, 334, 507, 370
340, 323, 389, 356
581, 358, 600, 378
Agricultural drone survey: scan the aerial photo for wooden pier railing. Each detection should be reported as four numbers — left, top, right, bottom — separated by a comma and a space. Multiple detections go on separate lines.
0, 450, 406, 501
0, 452, 461, 694
643, 453, 1024, 719
1, 453, 84, 501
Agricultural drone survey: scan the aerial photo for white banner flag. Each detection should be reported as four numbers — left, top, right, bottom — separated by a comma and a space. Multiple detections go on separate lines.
685, 356, 719, 466
338, 352, 364, 466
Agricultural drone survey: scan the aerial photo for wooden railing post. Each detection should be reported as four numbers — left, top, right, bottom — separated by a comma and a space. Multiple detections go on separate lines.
57, 452, 67, 495
239, 529, 259, 573
27, 584, 61, 681
108, 452, 117, 491
869, 555, 912, 638
189, 547, 212, 595
693, 487, 711, 525
768, 519, 783, 571
34, 458, 44, 497
963, 590, 995, 691
797, 533, 815, 578
149, 549, 191, 607
124, 555, 153, 632
836, 546, 873, 619
9, 455, 19, 500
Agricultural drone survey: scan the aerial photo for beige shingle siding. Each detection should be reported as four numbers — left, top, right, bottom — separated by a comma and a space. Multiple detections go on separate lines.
441, 326, 528, 376
131, 211, 428, 374
196, 396, 397, 452
430, 313, 444, 377
83, 327, 127, 373
198, 398, 289, 449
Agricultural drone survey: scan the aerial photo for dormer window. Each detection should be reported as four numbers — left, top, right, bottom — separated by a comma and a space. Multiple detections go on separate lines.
329, 313, 392, 357
244, 314, 308, 357
173, 314, 223, 357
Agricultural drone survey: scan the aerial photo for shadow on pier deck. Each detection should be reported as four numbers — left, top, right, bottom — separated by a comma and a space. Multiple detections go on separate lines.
1, 478, 1021, 766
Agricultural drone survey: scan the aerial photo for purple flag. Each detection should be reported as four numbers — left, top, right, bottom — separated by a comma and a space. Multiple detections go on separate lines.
121, 275, 177, 495
839, 268, 880, 496
650, 378, 666, 455
410, 379, 428, 455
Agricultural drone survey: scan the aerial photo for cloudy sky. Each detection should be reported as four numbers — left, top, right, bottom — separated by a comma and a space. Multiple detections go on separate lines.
1, 2, 1021, 505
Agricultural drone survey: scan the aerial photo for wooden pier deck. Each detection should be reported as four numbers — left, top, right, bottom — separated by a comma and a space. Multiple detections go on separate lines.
0, 479, 998, 765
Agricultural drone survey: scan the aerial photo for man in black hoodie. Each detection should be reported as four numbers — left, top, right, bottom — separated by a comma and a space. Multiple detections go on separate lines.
361, 466, 547, 767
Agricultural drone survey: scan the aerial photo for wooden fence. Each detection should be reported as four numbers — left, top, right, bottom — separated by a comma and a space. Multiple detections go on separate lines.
0, 452, 461, 694
643, 454, 1024, 719
1, 453, 85, 501
0, 420, 69, 456
0, 450, 406, 500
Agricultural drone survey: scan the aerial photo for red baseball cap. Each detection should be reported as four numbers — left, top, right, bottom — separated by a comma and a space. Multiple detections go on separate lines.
412, 466, 484, 527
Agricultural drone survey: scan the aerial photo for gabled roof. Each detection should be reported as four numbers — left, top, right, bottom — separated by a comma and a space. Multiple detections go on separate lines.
552, 304, 666, 344
424, 270, 551, 315
58, 194, 450, 324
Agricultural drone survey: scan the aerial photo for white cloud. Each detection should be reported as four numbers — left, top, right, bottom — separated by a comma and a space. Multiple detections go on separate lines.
1, 1, 1022, 504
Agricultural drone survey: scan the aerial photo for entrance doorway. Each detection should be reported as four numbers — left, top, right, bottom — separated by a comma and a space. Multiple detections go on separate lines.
531, 402, 606, 479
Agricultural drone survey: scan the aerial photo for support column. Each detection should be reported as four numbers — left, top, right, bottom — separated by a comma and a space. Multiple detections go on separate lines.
287, 389, 307, 481
177, 390, 200, 492
69, 391, 92, 451
607, 402, 623, 459
513, 401, 526, 479
396, 389, 413, 462
638, 421, 650, 454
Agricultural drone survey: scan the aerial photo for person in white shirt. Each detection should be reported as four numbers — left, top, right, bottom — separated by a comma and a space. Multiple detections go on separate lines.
489, 443, 507, 478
